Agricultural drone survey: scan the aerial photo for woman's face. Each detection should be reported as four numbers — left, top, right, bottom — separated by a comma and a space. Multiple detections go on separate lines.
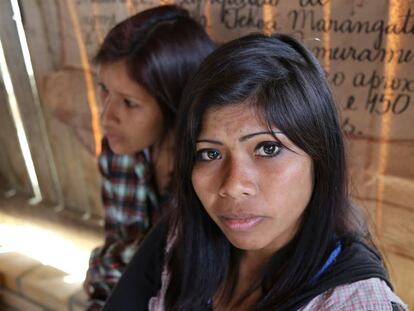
99, 61, 164, 155
192, 104, 314, 256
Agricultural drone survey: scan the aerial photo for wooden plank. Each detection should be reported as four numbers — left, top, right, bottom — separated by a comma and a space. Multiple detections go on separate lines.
355, 198, 414, 260
383, 204, 414, 260
20, 0, 103, 218
0, 0, 57, 203
0, 71, 31, 195
348, 138, 414, 210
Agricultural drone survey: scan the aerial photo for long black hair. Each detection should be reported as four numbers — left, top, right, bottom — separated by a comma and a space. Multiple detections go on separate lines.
94, 5, 215, 139
166, 33, 372, 310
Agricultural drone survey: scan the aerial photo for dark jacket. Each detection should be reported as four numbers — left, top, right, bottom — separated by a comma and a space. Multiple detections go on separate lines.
103, 219, 390, 311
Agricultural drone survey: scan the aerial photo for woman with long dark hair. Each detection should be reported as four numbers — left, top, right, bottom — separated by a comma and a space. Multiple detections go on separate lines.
103, 33, 407, 310
84, 5, 215, 310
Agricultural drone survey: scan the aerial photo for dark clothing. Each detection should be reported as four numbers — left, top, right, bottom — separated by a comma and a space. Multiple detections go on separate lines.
103, 220, 392, 311
285, 238, 391, 310
103, 217, 168, 311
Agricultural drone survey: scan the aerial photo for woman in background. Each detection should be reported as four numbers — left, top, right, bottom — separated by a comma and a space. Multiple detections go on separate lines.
83, 5, 215, 310
103, 33, 407, 310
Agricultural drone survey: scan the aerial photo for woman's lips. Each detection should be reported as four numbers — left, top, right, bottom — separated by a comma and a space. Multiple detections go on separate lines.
220, 215, 265, 231
105, 131, 123, 142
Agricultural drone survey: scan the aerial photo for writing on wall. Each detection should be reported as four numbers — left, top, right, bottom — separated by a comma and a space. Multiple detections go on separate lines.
72, 0, 414, 139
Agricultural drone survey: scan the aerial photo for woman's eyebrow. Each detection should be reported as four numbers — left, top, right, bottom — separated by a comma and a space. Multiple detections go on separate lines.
239, 131, 283, 142
118, 91, 142, 101
196, 139, 223, 145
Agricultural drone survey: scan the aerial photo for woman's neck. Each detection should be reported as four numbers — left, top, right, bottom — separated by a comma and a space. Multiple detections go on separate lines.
213, 251, 270, 311
242, 249, 273, 274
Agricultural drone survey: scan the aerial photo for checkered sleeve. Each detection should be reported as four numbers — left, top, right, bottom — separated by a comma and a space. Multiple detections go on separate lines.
84, 140, 159, 310
300, 278, 408, 311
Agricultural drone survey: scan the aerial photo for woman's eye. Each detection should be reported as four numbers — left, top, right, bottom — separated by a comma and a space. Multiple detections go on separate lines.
196, 149, 222, 161
254, 141, 282, 157
98, 83, 108, 95
124, 99, 139, 108
98, 82, 108, 93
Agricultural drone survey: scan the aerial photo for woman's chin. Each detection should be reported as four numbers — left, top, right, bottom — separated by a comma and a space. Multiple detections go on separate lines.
107, 143, 131, 155
225, 234, 266, 251
108, 144, 123, 155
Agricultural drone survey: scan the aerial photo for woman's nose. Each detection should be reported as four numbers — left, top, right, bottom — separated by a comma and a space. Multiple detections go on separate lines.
101, 95, 120, 125
218, 157, 257, 199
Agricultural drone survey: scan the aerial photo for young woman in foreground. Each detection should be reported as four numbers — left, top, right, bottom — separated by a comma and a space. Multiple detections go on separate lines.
103, 33, 407, 310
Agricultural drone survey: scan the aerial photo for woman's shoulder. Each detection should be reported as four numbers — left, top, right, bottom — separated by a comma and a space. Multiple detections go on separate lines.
300, 277, 408, 311
102, 218, 170, 311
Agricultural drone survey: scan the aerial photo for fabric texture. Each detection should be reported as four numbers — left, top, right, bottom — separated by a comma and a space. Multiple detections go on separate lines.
85, 139, 161, 310
299, 278, 407, 311
282, 238, 395, 310
103, 219, 408, 311
147, 237, 407, 311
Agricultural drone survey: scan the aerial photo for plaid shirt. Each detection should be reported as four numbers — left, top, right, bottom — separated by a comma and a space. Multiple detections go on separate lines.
149, 277, 407, 311
85, 139, 161, 310
299, 278, 407, 311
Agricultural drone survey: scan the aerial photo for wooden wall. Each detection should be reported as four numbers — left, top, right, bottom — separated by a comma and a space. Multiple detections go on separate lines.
0, 0, 412, 307
0, 73, 31, 195
0, 0, 102, 217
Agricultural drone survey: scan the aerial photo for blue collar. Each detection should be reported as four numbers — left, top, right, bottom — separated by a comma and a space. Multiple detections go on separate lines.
310, 241, 342, 284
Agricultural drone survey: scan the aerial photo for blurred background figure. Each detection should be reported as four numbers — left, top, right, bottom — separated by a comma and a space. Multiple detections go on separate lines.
83, 5, 215, 310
